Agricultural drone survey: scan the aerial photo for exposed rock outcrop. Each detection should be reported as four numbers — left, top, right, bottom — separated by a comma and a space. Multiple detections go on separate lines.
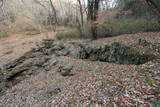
77, 42, 156, 65
59, 65, 73, 76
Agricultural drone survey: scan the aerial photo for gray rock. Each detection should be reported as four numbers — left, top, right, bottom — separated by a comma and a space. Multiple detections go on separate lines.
0, 65, 3, 72
34, 57, 50, 67
0, 64, 5, 72
44, 60, 58, 72
31, 52, 43, 58
50, 60, 58, 66
47, 87, 61, 96
53, 44, 64, 51
42, 39, 54, 49
39, 43, 65, 56
59, 65, 73, 76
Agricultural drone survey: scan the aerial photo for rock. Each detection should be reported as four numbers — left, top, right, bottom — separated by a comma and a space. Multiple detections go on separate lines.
76, 42, 156, 65
138, 39, 160, 53
47, 87, 61, 96
37, 38, 67, 56
31, 52, 43, 58
108, 42, 156, 65
41, 39, 54, 49
59, 65, 73, 76
0, 73, 8, 82
108, 42, 130, 64
43, 60, 58, 71
53, 44, 65, 51
7, 66, 30, 80
0, 81, 6, 93
36, 39, 55, 55
5, 50, 35, 70
34, 57, 50, 67
138, 39, 148, 46
0, 64, 4, 72
47, 48, 56, 55
39, 42, 66, 56
50, 60, 58, 66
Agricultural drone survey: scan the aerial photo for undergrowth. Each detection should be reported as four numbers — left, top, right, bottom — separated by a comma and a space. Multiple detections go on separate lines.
56, 18, 160, 39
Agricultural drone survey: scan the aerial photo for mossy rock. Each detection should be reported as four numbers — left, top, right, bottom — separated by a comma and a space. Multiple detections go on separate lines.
7, 66, 30, 80
41, 39, 54, 49
5, 50, 35, 70
139, 39, 160, 53
59, 65, 73, 76
34, 57, 50, 67
77, 42, 156, 65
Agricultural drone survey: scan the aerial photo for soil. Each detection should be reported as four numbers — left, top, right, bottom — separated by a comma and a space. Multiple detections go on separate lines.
0, 32, 160, 107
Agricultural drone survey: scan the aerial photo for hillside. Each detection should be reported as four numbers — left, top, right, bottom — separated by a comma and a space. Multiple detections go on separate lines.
0, 32, 159, 107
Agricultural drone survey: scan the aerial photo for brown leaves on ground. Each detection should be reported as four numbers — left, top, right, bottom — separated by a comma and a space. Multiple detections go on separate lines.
0, 32, 160, 107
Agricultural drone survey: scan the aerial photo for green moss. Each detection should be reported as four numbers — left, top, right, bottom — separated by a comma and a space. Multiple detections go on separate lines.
152, 101, 160, 107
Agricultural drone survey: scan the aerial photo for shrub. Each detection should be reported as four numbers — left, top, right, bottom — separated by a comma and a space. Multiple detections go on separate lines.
56, 29, 80, 40
56, 25, 92, 40
98, 18, 160, 37
56, 18, 160, 39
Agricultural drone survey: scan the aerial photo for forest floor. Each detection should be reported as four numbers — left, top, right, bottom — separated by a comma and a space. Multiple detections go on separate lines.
0, 32, 55, 65
0, 32, 160, 107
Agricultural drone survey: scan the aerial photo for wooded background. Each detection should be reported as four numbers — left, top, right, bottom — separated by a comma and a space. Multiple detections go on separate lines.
0, 0, 160, 39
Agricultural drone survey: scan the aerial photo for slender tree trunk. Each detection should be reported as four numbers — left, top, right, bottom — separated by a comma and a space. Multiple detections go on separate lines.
78, 0, 84, 38
0, 0, 5, 8
88, 0, 100, 39
49, 0, 57, 32
78, 0, 84, 26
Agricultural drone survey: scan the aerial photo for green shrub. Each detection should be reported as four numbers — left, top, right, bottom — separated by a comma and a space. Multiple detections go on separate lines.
56, 29, 80, 40
98, 18, 160, 37
56, 25, 92, 40
56, 18, 160, 39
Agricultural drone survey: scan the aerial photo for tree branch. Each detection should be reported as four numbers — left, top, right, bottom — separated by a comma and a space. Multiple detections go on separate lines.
0, 0, 5, 8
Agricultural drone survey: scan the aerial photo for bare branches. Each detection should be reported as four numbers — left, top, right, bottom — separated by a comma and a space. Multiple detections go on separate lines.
33, 0, 49, 10
0, 0, 5, 8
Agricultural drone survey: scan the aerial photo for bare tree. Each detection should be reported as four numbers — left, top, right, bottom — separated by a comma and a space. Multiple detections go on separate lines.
32, 0, 58, 32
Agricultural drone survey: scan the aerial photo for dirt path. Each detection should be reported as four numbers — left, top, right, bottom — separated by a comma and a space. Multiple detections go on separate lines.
0, 32, 55, 65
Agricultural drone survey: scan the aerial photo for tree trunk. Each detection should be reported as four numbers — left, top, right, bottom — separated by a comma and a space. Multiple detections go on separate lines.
78, 0, 84, 38
87, 0, 100, 40
0, 0, 5, 8
49, 0, 57, 32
